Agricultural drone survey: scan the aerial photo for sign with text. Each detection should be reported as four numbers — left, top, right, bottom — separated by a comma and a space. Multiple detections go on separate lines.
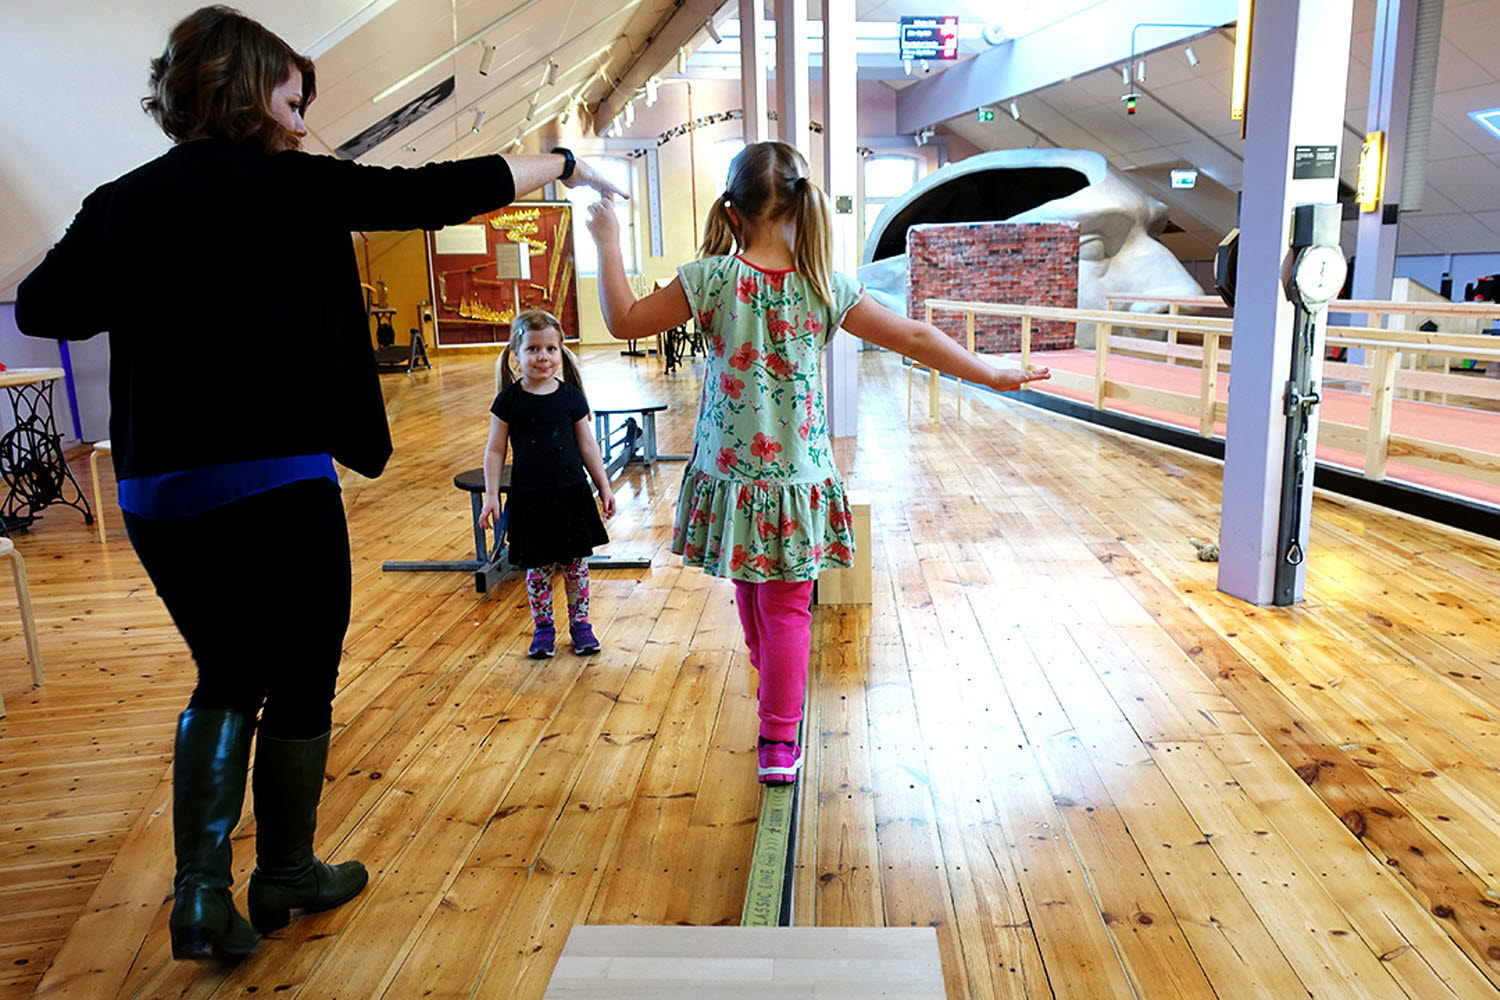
899, 16, 959, 61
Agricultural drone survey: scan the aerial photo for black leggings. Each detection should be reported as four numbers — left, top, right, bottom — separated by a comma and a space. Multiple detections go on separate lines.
123, 478, 350, 739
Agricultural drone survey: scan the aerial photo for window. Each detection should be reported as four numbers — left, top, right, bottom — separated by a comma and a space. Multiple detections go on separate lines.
568, 156, 635, 275
708, 139, 745, 194
862, 154, 920, 243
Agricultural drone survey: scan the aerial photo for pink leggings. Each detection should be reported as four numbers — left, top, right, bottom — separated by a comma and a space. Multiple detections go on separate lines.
732, 579, 814, 743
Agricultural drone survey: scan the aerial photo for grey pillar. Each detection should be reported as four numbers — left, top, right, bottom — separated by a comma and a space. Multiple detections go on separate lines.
1217, 0, 1355, 606
821, 0, 858, 436
774, 0, 811, 156
740, 0, 769, 143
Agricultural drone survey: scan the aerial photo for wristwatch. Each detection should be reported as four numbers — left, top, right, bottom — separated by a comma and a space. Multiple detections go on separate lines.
551, 146, 576, 181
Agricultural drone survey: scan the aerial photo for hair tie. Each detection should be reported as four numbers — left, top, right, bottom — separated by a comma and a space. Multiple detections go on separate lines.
794, 176, 808, 189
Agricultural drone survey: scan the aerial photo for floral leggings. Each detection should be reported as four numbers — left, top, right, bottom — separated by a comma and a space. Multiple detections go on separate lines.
525, 558, 591, 630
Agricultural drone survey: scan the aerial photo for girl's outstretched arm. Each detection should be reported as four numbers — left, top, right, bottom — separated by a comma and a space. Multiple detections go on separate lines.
479, 415, 510, 529
574, 416, 616, 518
839, 296, 1051, 392
587, 197, 691, 340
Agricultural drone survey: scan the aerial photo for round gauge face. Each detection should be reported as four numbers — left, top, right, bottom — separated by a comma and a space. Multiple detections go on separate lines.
1292, 245, 1347, 305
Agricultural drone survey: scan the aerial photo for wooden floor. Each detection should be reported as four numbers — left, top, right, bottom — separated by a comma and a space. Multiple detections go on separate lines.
3, 345, 1500, 999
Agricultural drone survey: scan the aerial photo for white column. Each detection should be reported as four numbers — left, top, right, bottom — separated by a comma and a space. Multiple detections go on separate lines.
821, 0, 858, 437
774, 0, 811, 156
1217, 0, 1354, 606
739, 0, 769, 143
1351, 0, 1418, 305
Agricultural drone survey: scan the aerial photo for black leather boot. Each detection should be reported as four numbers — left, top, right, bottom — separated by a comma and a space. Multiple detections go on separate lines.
246, 731, 368, 933
169, 708, 261, 960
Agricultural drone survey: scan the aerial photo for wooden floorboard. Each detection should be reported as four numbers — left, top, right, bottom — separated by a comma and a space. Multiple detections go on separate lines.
2, 345, 1498, 998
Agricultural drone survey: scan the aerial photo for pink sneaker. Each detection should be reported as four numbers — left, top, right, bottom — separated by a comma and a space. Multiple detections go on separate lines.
757, 739, 802, 784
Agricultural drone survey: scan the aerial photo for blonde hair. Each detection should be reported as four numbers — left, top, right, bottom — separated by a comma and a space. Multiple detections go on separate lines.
495, 310, 585, 392
698, 141, 835, 307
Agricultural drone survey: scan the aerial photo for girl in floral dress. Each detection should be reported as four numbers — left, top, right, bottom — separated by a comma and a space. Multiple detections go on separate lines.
587, 141, 1049, 783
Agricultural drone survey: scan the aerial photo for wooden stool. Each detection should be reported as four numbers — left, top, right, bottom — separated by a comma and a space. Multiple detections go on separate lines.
0, 536, 45, 717
90, 440, 112, 542
815, 493, 873, 605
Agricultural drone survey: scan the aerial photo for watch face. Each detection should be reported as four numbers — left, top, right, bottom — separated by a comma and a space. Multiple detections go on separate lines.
1293, 245, 1346, 304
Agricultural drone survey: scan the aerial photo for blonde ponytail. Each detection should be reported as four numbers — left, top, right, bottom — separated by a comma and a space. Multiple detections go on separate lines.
791, 178, 835, 308
698, 195, 739, 258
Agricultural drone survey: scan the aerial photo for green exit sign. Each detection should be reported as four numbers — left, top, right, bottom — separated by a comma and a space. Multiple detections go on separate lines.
977, 107, 995, 122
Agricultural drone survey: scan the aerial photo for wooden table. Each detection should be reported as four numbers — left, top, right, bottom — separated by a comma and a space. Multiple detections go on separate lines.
0, 367, 92, 532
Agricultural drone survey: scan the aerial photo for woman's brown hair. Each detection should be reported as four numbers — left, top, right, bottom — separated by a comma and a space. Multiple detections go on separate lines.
698, 141, 836, 307
142, 5, 316, 155
496, 310, 585, 393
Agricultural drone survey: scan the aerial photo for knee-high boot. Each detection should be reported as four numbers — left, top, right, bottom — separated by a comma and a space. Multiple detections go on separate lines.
246, 731, 369, 933
170, 708, 261, 960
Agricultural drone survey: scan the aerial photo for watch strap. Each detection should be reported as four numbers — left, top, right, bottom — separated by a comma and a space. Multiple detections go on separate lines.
551, 146, 576, 181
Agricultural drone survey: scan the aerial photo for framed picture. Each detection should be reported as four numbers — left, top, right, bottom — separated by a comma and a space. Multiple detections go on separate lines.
425, 200, 579, 347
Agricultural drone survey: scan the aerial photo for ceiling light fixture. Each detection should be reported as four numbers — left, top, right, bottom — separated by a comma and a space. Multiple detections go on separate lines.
470, 108, 486, 132
706, 20, 722, 44
645, 77, 659, 106
1121, 64, 1131, 86
546, 59, 559, 86
478, 42, 498, 76
527, 94, 539, 120
1135, 59, 1146, 82
1185, 45, 1199, 67
623, 101, 635, 128
1009, 100, 1020, 120
372, 0, 549, 101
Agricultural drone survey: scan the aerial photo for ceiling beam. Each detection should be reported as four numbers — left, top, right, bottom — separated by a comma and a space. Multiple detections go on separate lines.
593, 0, 726, 130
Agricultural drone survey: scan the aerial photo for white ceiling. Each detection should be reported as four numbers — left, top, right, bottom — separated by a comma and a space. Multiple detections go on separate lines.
5, 0, 1500, 296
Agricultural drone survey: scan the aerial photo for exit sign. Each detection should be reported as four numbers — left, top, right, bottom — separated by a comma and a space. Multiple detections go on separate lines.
899, 16, 959, 62
1171, 168, 1198, 189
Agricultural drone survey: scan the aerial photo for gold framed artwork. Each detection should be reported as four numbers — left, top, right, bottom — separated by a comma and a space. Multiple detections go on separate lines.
425, 201, 579, 347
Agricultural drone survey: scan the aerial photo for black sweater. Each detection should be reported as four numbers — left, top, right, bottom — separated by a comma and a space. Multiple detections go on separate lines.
17, 140, 516, 480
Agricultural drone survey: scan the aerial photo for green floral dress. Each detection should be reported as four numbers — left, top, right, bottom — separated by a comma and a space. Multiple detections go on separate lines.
672, 255, 865, 582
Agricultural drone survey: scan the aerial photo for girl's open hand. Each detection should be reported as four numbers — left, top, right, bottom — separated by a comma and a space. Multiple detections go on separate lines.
478, 496, 501, 530
586, 197, 620, 245
991, 365, 1051, 392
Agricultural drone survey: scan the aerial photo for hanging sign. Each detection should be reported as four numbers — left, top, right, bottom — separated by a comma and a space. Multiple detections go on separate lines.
899, 16, 960, 61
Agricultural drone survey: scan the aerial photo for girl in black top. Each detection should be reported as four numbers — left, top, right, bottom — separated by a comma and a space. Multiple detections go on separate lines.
16, 6, 626, 962
480, 311, 615, 658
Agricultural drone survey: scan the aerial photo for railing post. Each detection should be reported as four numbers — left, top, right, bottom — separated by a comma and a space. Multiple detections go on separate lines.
1365, 345, 1398, 480
1199, 331, 1221, 437
1167, 303, 1181, 366
1020, 314, 1032, 371
958, 311, 976, 418
1093, 323, 1111, 409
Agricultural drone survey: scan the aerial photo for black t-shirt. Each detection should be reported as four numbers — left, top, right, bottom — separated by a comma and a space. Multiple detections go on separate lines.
491, 380, 590, 490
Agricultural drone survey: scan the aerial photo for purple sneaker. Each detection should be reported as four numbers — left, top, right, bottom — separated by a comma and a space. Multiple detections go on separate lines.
570, 623, 601, 655
757, 739, 802, 785
528, 625, 555, 659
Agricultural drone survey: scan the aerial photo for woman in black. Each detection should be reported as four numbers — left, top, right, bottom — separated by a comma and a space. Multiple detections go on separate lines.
16, 5, 624, 961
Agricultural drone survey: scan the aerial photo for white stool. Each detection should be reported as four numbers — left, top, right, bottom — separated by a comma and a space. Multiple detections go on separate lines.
0, 536, 45, 718
90, 440, 112, 542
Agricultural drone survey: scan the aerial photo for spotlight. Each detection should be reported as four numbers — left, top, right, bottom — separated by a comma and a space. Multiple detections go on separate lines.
1185, 46, 1199, 68
1121, 64, 1131, 86
470, 108, 486, 132
706, 20, 721, 44
527, 95, 539, 120
676, 47, 687, 75
560, 105, 571, 125
623, 101, 635, 127
1009, 100, 1020, 120
645, 77, 659, 106
914, 127, 935, 147
1136, 59, 1146, 82
478, 42, 497, 76
546, 59, 559, 86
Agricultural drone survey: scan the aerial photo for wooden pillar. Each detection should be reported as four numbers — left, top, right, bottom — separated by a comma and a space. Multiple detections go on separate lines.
821, 0, 858, 437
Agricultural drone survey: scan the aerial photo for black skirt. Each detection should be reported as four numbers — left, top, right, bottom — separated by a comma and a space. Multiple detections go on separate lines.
505, 480, 609, 569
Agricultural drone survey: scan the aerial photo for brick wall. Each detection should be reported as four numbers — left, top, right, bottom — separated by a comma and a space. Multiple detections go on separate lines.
907, 222, 1079, 353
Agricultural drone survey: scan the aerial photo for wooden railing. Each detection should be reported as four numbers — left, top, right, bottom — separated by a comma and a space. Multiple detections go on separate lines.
920, 297, 1500, 495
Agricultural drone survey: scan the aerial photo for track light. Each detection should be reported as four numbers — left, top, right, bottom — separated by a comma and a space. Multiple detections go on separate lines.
471, 108, 486, 133
527, 93, 539, 120
1122, 64, 1131, 86
1136, 59, 1146, 82
478, 41, 497, 76
1009, 100, 1020, 120
706, 20, 722, 44
1185, 46, 1199, 68
645, 77, 659, 106
623, 101, 635, 128
677, 48, 687, 75
546, 59, 559, 86
560, 105, 571, 125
